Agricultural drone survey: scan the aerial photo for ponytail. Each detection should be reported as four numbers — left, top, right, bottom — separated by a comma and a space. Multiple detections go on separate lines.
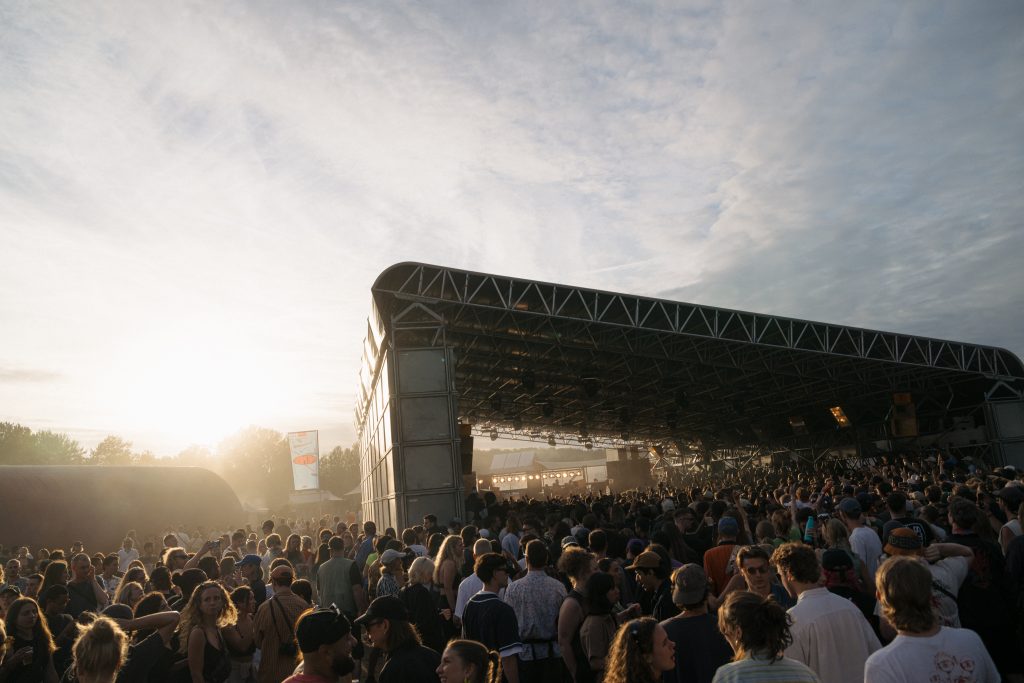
486, 649, 503, 683
73, 617, 128, 679
445, 640, 500, 683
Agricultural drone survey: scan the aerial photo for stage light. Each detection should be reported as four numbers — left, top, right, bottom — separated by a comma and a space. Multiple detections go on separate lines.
478, 479, 484, 484
789, 416, 807, 435
829, 406, 851, 428
490, 430, 499, 441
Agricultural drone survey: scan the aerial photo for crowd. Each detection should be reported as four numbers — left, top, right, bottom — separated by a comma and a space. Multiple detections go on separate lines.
1, 451, 1023, 683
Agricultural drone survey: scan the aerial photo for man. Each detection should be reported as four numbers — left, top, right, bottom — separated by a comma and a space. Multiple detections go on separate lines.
556, 546, 596, 683
703, 517, 738, 596
117, 537, 140, 574
254, 565, 309, 683
262, 533, 285, 573
881, 526, 972, 628
355, 596, 441, 682
880, 492, 934, 547
229, 529, 247, 558
262, 519, 275, 539
660, 564, 732, 683
284, 607, 359, 682
864, 556, 998, 683
627, 550, 676, 621
162, 546, 189, 572
3, 559, 28, 594
66, 552, 109, 618
772, 542, 880, 683
316, 536, 367, 621
98, 554, 120, 600
463, 553, 522, 683
25, 573, 42, 601
503, 540, 566, 680
720, 544, 793, 608
239, 554, 268, 607
454, 538, 504, 623
355, 521, 378, 572
422, 515, 438, 536
839, 497, 883, 582
675, 507, 713, 558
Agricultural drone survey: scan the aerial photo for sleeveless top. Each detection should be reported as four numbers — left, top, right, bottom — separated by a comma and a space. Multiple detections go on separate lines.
566, 589, 594, 683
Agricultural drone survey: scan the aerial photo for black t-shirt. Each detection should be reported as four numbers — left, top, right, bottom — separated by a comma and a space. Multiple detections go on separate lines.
8, 635, 51, 683
60, 632, 171, 683
462, 592, 522, 656
881, 517, 934, 546
661, 613, 733, 683
379, 642, 441, 683
66, 579, 102, 618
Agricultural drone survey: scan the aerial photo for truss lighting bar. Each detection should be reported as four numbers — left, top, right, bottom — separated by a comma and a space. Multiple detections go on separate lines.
829, 406, 851, 427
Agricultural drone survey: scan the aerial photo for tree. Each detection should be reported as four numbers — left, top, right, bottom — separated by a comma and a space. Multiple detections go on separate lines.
0, 422, 85, 465
90, 435, 135, 465
33, 430, 86, 464
320, 444, 360, 497
216, 426, 291, 508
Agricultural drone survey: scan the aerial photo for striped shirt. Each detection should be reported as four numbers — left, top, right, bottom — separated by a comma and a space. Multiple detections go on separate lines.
463, 591, 524, 658
711, 655, 821, 683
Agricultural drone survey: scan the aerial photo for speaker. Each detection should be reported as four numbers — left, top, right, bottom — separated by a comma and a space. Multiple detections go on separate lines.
458, 423, 474, 476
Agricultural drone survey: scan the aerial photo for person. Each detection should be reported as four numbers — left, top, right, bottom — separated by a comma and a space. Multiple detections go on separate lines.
501, 540, 565, 680
462, 553, 522, 683
26, 573, 43, 601
284, 535, 305, 579
67, 553, 110, 618
712, 592, 819, 683
880, 492, 935, 547
40, 584, 75, 671
113, 582, 144, 610
602, 617, 675, 683
819, 549, 880, 637
838, 497, 882, 583
399, 557, 447, 654
39, 559, 69, 599
222, 586, 256, 683
995, 485, 1023, 555
355, 595, 441, 682
579, 571, 618, 680
434, 535, 464, 632
770, 542, 879, 683
117, 538, 140, 575
68, 616, 129, 682
864, 556, 999, 683
237, 556, 267, 608
717, 545, 793, 609
436, 640, 502, 683
173, 580, 236, 683
376, 549, 406, 599
626, 551, 676, 621
261, 535, 285, 575
557, 546, 597, 683
881, 526, 972, 629
818, 517, 871, 591
112, 567, 148, 610
315, 536, 366, 626
74, 607, 181, 682
170, 569, 209, 612
703, 518, 738, 597
355, 521, 378, 572
660, 564, 732, 683
454, 539, 502, 625
282, 607, 358, 682
4, 559, 28, 594
253, 565, 307, 683
4, 596, 59, 682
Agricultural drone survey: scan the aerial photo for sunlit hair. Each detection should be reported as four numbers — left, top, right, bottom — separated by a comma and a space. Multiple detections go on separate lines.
875, 556, 936, 634
39, 560, 69, 596
114, 581, 144, 607
0, 618, 6, 659
379, 617, 422, 653
175, 581, 238, 654
72, 616, 128, 679
557, 547, 595, 581
4, 597, 56, 655
770, 542, 821, 584
408, 557, 435, 586
433, 536, 464, 585
162, 546, 186, 566
149, 566, 172, 592
114, 567, 148, 605
132, 592, 167, 643
444, 639, 502, 683
822, 518, 852, 550
229, 585, 253, 613
718, 591, 791, 661
603, 617, 661, 683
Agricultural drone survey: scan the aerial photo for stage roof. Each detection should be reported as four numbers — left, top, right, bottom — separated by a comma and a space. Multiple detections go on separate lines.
366, 263, 1024, 453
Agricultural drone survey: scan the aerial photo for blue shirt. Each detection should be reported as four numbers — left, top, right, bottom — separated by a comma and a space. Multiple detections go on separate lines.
355, 534, 376, 571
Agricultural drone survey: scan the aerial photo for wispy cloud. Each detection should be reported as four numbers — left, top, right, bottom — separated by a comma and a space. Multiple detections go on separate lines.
1, 2, 1021, 452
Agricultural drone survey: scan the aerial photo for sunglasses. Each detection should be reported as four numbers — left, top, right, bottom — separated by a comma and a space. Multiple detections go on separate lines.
743, 566, 769, 575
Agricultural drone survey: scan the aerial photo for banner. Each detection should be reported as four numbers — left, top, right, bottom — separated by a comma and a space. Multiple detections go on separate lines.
287, 430, 320, 491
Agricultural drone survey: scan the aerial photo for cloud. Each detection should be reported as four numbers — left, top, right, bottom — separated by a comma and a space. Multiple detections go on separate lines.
0, 367, 62, 383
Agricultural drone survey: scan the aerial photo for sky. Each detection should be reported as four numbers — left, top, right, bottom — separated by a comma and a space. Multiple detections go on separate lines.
2, 2, 1023, 457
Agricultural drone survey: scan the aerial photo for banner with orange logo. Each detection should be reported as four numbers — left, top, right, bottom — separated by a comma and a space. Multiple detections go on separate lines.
287, 430, 319, 491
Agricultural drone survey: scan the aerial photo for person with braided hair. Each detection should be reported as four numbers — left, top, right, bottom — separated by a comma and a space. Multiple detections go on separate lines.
602, 617, 675, 683
436, 640, 502, 683
712, 592, 819, 683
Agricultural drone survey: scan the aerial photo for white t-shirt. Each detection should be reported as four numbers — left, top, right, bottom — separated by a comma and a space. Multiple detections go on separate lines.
117, 547, 140, 574
850, 526, 883, 580
929, 556, 969, 627
864, 627, 998, 683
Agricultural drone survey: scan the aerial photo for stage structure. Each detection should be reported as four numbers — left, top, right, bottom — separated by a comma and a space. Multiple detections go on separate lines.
356, 263, 1024, 529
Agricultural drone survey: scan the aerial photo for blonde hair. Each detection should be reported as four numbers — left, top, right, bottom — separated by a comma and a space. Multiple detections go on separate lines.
433, 536, 463, 585
875, 556, 935, 634
73, 617, 128, 679
822, 518, 851, 550
114, 581, 144, 607
175, 581, 238, 654
408, 557, 435, 586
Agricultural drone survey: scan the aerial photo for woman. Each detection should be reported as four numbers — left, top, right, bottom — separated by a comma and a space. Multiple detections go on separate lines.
3, 597, 58, 682
602, 617, 675, 683
174, 581, 237, 683
114, 581, 145, 609
222, 586, 256, 683
114, 566, 148, 604
580, 572, 619, 680
300, 536, 315, 572
398, 557, 446, 653
284, 534, 305, 578
170, 569, 208, 612
433, 536, 463, 637
712, 592, 820, 682
557, 547, 597, 683
38, 560, 68, 598
150, 566, 177, 603
436, 639, 501, 683
68, 616, 129, 683
819, 518, 870, 590
376, 551, 405, 599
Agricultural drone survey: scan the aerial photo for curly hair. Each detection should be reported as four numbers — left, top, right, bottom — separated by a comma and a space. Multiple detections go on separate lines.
718, 591, 791, 661
770, 542, 821, 584
603, 617, 661, 683
557, 547, 595, 581
175, 581, 238, 654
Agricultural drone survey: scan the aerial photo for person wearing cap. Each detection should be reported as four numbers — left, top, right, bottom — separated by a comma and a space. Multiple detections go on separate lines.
237, 554, 268, 608
283, 607, 358, 682
702, 517, 739, 597
661, 564, 732, 683
253, 564, 308, 683
462, 553, 522, 683
376, 548, 408, 599
838, 497, 883, 583
355, 595, 441, 683
454, 539, 504, 625
864, 556, 998, 683
995, 484, 1024, 554
627, 550, 675, 622
771, 542, 880, 683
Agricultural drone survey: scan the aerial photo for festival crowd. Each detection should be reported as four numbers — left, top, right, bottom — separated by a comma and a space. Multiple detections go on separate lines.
1, 452, 1024, 683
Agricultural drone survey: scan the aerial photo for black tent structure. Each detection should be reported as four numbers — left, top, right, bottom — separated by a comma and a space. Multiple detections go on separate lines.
356, 263, 1024, 529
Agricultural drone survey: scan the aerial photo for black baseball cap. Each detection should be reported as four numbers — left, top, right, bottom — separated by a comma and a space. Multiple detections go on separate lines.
353, 596, 410, 625
296, 607, 352, 653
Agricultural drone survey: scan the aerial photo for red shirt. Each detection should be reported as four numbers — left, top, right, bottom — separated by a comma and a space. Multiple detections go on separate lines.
703, 542, 736, 596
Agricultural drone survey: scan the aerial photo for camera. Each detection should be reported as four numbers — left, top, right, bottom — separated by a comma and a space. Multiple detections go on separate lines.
211, 539, 221, 549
